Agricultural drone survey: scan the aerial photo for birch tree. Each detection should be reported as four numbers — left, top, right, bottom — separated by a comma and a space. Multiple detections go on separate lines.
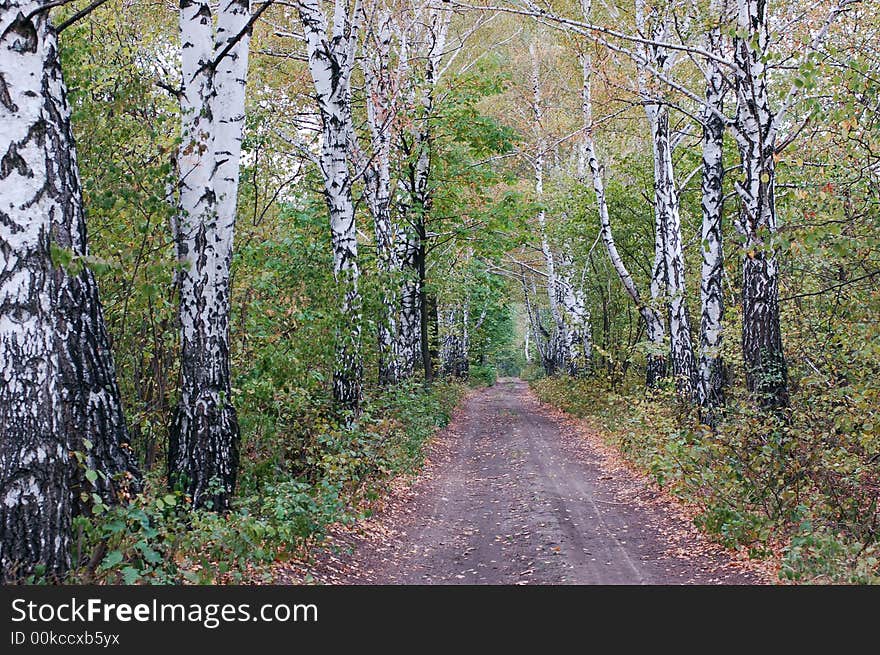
170, 0, 252, 509
731, 0, 857, 409
398, 2, 449, 381
0, 6, 70, 579
579, 0, 667, 387
520, 264, 553, 373
440, 303, 470, 377
360, 2, 405, 384
557, 252, 592, 376
697, 0, 727, 415
295, 0, 363, 408
634, 0, 697, 399
1, 1, 137, 578
530, 40, 570, 374
731, 0, 788, 408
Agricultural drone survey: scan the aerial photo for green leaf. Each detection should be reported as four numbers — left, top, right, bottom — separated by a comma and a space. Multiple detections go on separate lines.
121, 566, 140, 584
85, 469, 98, 484
101, 550, 124, 570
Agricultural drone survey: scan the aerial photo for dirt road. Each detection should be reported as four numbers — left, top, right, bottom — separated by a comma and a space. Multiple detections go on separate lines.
279, 378, 767, 584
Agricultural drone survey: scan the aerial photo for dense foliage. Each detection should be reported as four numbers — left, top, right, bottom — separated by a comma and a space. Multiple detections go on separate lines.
2, 0, 877, 585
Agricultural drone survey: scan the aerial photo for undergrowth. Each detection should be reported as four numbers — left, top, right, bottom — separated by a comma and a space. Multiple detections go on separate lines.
532, 376, 880, 584
60, 380, 464, 584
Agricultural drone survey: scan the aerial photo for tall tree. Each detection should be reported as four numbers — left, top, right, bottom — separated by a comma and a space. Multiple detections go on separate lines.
2, 0, 143, 580
635, 0, 697, 400
359, 2, 404, 385
731, 0, 788, 408
0, 5, 70, 579
579, 0, 667, 387
697, 0, 727, 416
296, 0, 363, 409
398, 2, 449, 382
170, 0, 252, 509
530, 40, 569, 374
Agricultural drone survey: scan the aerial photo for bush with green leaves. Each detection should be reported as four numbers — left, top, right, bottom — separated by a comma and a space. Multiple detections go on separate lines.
533, 376, 880, 583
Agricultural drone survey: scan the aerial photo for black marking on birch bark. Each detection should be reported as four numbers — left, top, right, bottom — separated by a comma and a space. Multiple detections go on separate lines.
1, 3, 70, 581
5, 12, 38, 53
734, 0, 789, 409
43, 38, 141, 511
169, 0, 248, 507
0, 72, 16, 111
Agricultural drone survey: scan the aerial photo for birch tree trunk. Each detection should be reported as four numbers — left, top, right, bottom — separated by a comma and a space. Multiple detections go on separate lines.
579, 0, 666, 387
697, 1, 727, 416
531, 42, 569, 374
362, 6, 402, 385
440, 303, 469, 378
521, 267, 550, 372
297, 0, 363, 409
48, 22, 140, 512
170, 0, 250, 509
0, 5, 70, 579
733, 0, 788, 408
636, 0, 697, 400
397, 229, 420, 377
557, 254, 592, 376
399, 4, 448, 382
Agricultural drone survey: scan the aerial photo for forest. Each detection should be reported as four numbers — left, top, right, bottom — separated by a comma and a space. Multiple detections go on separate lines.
0, 0, 878, 586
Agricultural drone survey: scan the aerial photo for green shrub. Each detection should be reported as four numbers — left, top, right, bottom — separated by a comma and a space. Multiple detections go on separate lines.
65, 380, 465, 584
532, 376, 880, 584
469, 364, 497, 387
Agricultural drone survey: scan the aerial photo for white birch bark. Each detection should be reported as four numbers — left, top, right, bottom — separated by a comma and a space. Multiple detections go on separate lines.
520, 266, 550, 372
557, 253, 592, 376
398, 3, 448, 380
440, 297, 470, 378
297, 0, 363, 408
171, 0, 251, 509
0, 4, 70, 579
361, 5, 403, 385
531, 42, 569, 374
635, 0, 697, 399
697, 0, 727, 415
580, 0, 666, 386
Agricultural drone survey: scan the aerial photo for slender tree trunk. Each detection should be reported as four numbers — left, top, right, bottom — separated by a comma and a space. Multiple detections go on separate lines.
397, 228, 421, 377
298, 0, 363, 410
440, 304, 468, 378
521, 267, 548, 370
698, 4, 726, 418
557, 254, 592, 376
651, 104, 697, 398
636, 0, 697, 400
524, 325, 532, 363
416, 230, 433, 382
579, 1, 666, 386
400, 5, 447, 383
0, 5, 71, 580
362, 8, 403, 385
170, 0, 250, 509
733, 0, 788, 408
427, 291, 439, 377
531, 42, 569, 374
392, 19, 419, 379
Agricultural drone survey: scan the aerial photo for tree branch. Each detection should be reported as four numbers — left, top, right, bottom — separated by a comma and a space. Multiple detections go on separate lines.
57, 0, 111, 32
